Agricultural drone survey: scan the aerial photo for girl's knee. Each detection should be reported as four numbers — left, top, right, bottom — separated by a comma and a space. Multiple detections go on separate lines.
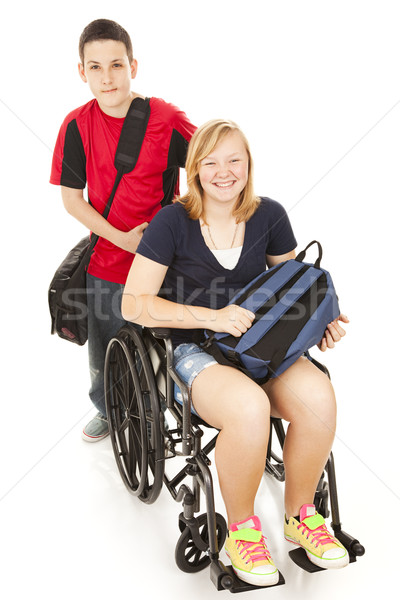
193, 368, 270, 432
230, 386, 271, 430
303, 378, 337, 431
278, 367, 337, 431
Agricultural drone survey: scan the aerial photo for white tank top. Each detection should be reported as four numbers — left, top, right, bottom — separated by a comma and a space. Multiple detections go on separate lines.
210, 246, 243, 270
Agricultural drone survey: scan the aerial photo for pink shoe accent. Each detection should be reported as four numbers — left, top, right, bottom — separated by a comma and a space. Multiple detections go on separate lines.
298, 504, 339, 549
299, 504, 316, 521
230, 515, 262, 533
229, 516, 272, 564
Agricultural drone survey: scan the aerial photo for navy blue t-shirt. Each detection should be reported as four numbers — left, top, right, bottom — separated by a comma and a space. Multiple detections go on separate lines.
136, 197, 297, 346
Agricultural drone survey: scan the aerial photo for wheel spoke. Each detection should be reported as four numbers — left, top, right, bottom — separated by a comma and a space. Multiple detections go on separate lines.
115, 349, 131, 410
129, 415, 142, 446
119, 421, 133, 465
199, 525, 209, 543
126, 421, 139, 479
117, 417, 129, 434
192, 549, 203, 564
121, 369, 132, 411
185, 545, 199, 561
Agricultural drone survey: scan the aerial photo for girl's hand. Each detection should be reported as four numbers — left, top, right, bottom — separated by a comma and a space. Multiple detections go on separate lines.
211, 305, 255, 337
318, 314, 349, 352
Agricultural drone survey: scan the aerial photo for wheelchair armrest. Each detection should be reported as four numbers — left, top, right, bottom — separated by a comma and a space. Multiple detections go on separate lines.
148, 327, 172, 340
146, 326, 195, 455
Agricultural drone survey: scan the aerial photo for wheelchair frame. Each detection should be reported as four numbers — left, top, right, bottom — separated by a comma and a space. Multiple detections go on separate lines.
104, 323, 364, 592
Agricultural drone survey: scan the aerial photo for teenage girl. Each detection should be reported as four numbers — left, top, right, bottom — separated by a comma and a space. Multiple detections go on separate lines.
122, 119, 349, 586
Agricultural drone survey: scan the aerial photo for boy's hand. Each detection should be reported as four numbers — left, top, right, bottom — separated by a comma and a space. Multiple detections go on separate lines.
119, 222, 149, 253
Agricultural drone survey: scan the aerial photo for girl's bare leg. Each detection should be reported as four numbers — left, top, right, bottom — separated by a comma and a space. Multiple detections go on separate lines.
192, 364, 270, 526
265, 356, 337, 518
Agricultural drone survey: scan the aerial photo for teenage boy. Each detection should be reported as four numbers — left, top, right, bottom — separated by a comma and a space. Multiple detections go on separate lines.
50, 19, 196, 441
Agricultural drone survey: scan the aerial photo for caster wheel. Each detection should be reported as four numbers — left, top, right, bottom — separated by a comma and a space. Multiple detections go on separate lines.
220, 574, 234, 590
175, 513, 227, 573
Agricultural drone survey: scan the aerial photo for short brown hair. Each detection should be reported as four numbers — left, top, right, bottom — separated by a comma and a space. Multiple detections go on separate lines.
179, 119, 260, 222
79, 19, 133, 64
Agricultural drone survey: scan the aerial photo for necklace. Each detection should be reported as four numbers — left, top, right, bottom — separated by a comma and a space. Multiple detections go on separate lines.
202, 221, 239, 250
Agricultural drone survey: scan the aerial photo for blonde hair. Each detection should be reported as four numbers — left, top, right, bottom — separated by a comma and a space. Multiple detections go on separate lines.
178, 119, 260, 222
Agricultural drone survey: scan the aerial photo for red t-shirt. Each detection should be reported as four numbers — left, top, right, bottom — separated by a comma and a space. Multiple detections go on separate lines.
50, 97, 196, 283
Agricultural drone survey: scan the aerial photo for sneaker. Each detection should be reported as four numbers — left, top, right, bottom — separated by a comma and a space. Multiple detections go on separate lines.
225, 515, 279, 587
284, 504, 349, 569
82, 412, 109, 442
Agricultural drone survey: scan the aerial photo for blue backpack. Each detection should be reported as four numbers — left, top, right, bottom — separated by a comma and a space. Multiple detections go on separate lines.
201, 241, 340, 383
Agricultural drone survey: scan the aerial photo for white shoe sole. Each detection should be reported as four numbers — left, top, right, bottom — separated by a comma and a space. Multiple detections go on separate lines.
81, 430, 110, 443
225, 550, 280, 587
231, 564, 280, 587
285, 535, 349, 569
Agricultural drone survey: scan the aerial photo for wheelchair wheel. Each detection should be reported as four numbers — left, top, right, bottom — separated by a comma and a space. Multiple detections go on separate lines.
175, 513, 227, 573
104, 325, 165, 504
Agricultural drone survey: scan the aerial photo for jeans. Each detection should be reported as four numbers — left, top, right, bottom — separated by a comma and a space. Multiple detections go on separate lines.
173, 343, 218, 416
86, 273, 129, 417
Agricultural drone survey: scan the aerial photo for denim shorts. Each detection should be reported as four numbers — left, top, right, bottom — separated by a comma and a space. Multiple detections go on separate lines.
173, 343, 218, 415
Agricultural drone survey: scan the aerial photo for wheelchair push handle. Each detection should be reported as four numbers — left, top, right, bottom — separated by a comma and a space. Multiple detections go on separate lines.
295, 240, 323, 269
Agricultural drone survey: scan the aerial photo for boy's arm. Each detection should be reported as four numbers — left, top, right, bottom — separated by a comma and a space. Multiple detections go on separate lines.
61, 186, 148, 253
170, 106, 197, 167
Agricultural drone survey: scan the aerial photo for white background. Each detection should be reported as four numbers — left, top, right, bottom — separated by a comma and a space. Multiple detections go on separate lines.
0, 1, 399, 598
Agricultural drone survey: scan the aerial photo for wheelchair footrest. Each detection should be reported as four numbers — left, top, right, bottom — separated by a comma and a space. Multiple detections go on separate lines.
288, 548, 325, 573
288, 546, 358, 573
210, 560, 285, 592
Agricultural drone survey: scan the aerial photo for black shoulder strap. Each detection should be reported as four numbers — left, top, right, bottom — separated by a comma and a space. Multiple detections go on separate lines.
102, 96, 151, 221
114, 96, 151, 174
90, 97, 151, 248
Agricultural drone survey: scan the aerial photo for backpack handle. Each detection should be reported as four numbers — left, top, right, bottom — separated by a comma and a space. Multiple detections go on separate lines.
295, 240, 323, 269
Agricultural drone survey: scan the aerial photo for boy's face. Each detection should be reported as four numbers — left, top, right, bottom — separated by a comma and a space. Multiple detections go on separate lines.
78, 40, 137, 118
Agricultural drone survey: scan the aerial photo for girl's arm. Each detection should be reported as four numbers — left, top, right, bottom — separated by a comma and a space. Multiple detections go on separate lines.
122, 254, 255, 337
266, 249, 296, 268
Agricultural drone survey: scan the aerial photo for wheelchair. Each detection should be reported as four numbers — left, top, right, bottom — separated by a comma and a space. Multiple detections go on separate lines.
104, 323, 365, 592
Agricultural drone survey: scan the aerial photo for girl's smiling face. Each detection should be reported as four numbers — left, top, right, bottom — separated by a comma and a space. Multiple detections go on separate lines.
198, 131, 249, 209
